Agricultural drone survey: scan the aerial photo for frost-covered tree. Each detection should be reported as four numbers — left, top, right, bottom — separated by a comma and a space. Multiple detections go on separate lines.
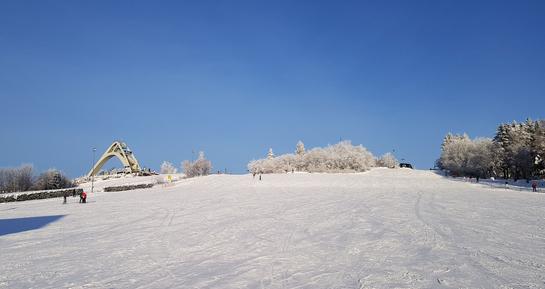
295, 141, 305, 156
0, 165, 73, 193
267, 148, 275, 159
532, 120, 545, 176
182, 151, 212, 178
33, 169, 73, 190
438, 133, 472, 176
249, 141, 376, 174
467, 138, 499, 178
440, 119, 545, 180
493, 120, 537, 180
494, 123, 512, 178
438, 133, 498, 178
160, 161, 177, 174
378, 153, 399, 168
439, 133, 509, 179
0, 165, 34, 193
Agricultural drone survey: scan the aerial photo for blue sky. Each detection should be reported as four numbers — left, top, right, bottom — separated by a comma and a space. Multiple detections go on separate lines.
1, 0, 544, 177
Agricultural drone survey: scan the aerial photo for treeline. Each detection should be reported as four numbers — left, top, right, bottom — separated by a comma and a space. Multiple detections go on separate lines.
0, 165, 74, 193
437, 119, 545, 180
248, 140, 395, 174
160, 151, 212, 178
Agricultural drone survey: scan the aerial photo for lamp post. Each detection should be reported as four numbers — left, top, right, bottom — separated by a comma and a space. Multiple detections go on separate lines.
91, 147, 96, 194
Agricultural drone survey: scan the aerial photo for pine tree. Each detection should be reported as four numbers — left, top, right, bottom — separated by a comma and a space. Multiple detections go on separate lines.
494, 123, 512, 178
532, 120, 545, 176
267, 148, 275, 159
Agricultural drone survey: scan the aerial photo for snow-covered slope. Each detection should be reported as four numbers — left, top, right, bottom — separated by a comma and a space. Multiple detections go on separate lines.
1, 169, 544, 289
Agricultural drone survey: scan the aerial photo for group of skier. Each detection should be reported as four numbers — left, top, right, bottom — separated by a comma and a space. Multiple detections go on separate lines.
62, 191, 87, 204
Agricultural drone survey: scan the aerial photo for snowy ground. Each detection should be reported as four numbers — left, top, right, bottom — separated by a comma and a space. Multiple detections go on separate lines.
1, 168, 544, 289
77, 173, 185, 193
441, 174, 545, 193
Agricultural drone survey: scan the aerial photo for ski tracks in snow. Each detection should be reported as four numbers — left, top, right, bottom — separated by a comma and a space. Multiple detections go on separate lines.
2, 170, 545, 288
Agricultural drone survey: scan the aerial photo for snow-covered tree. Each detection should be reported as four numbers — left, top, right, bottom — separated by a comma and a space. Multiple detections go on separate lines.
493, 120, 536, 180
438, 133, 475, 176
440, 119, 545, 180
467, 138, 499, 178
378, 153, 399, 168
440, 134, 501, 179
182, 151, 212, 178
33, 169, 73, 190
532, 120, 545, 176
160, 161, 177, 174
267, 148, 275, 159
0, 164, 34, 193
295, 141, 305, 156
249, 141, 376, 174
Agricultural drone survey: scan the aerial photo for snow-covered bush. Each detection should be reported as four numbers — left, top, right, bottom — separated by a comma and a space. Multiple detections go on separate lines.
248, 141, 376, 174
377, 153, 399, 168
182, 151, 212, 178
160, 161, 177, 174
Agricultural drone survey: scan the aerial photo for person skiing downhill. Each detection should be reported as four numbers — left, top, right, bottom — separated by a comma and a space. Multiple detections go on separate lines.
532, 181, 538, 192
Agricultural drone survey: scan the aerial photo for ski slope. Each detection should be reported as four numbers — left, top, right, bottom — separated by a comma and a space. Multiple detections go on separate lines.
1, 169, 544, 289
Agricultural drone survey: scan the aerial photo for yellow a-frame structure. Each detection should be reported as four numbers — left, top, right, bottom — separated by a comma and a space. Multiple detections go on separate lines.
87, 141, 142, 177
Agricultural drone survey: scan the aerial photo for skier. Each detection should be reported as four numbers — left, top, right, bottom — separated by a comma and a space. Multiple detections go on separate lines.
259, 173, 262, 181
63, 191, 68, 204
532, 181, 538, 192
80, 191, 87, 203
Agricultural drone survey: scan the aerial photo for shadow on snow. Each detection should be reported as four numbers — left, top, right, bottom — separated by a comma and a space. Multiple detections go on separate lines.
0, 215, 65, 236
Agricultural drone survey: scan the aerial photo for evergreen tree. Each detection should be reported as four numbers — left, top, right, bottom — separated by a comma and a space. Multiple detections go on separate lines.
532, 120, 545, 175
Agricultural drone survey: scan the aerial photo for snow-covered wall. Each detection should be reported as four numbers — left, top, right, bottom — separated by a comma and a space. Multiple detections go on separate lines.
0, 188, 83, 203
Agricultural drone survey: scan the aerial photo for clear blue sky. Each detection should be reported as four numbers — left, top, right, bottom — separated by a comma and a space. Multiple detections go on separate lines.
1, 0, 544, 177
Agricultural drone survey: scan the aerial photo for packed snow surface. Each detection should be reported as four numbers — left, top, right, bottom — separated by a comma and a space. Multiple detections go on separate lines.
1, 169, 544, 289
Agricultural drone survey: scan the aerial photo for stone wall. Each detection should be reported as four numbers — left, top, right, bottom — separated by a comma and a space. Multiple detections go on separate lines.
0, 188, 83, 203
103, 183, 154, 192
